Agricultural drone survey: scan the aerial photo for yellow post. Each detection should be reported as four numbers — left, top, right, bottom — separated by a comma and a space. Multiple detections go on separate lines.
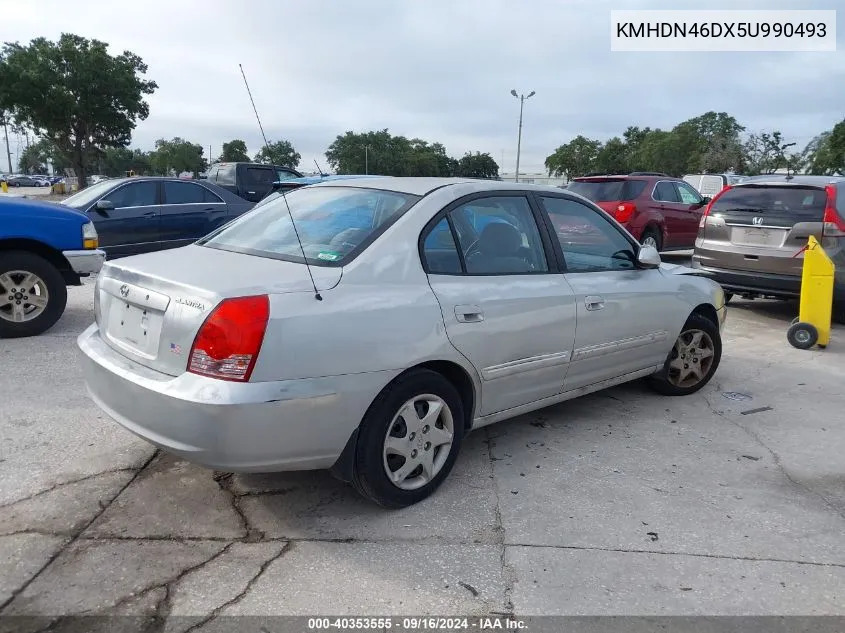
1, 181, 7, 193
787, 235, 834, 349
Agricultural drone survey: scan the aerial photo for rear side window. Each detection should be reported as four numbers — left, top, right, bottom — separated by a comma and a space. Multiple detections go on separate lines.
214, 164, 236, 186
164, 181, 221, 204
200, 186, 419, 265
244, 167, 276, 185
276, 168, 299, 182
711, 186, 828, 221
422, 218, 462, 274
568, 179, 647, 202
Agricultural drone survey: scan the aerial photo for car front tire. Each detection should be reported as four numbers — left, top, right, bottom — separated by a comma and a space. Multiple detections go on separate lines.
648, 312, 722, 396
0, 251, 68, 338
352, 368, 464, 508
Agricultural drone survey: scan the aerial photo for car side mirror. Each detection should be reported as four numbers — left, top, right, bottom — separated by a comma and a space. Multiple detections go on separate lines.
637, 244, 661, 268
700, 196, 711, 205
95, 199, 115, 211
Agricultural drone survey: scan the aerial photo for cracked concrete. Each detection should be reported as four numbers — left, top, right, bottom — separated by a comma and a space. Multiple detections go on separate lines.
2, 280, 845, 620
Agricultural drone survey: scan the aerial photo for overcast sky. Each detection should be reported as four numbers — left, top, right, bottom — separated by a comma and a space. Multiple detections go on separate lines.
2, 0, 842, 174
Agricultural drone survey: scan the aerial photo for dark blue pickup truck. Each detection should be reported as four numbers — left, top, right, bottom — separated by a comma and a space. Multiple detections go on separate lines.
1, 195, 106, 338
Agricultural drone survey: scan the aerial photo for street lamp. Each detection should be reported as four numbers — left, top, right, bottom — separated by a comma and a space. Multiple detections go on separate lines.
510, 89, 535, 183
362, 144, 372, 175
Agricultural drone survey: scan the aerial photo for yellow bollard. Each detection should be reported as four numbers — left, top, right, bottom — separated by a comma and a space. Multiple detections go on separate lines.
787, 235, 834, 349
1, 181, 7, 193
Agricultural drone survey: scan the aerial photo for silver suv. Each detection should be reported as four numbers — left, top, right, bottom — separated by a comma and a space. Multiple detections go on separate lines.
691, 175, 845, 323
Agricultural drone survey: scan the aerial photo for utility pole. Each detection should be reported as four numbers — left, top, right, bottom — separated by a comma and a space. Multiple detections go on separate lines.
1, 113, 12, 173
362, 144, 371, 174
510, 89, 535, 183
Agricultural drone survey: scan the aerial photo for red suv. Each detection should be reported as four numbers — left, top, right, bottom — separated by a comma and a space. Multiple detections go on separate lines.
567, 172, 712, 251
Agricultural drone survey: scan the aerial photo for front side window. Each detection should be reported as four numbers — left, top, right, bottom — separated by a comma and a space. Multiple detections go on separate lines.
200, 186, 419, 265
448, 196, 548, 274
676, 182, 703, 205
103, 182, 158, 208
540, 196, 637, 273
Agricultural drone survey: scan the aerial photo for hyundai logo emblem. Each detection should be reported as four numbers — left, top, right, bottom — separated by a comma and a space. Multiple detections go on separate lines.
119, 284, 130, 298
752, 217, 763, 226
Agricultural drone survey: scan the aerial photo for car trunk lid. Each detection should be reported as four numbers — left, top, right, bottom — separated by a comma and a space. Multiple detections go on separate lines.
94, 244, 341, 376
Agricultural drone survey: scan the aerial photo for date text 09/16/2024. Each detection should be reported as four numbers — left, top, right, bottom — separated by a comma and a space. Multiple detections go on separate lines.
306, 617, 528, 630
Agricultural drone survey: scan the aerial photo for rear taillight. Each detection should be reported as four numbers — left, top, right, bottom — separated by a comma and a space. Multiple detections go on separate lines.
822, 185, 845, 236
188, 295, 269, 382
699, 185, 731, 229
615, 202, 636, 223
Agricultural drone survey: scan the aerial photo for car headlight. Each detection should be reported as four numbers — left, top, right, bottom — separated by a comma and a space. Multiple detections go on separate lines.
82, 222, 99, 249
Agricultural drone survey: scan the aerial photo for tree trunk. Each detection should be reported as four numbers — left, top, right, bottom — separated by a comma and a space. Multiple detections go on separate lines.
74, 147, 87, 191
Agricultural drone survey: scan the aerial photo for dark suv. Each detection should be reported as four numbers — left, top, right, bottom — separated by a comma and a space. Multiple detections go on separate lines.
567, 172, 711, 251
204, 162, 302, 203
692, 175, 845, 323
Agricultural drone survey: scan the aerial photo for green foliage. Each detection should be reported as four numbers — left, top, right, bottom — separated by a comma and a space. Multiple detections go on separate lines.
545, 135, 602, 180
804, 119, 845, 175
326, 129, 492, 177
95, 147, 152, 176
149, 137, 206, 176
219, 139, 250, 162
254, 139, 301, 169
0, 33, 157, 188
455, 152, 499, 179
18, 141, 48, 174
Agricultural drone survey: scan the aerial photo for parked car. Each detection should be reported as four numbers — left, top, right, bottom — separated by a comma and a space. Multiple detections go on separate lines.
59, 176, 255, 258
1, 197, 105, 338
692, 174, 845, 323
567, 172, 711, 251
263, 174, 386, 199
79, 177, 726, 507
683, 173, 747, 199
8, 175, 49, 187
205, 162, 303, 203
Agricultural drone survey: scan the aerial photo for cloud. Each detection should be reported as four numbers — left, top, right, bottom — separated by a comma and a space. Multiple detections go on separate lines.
2, 0, 842, 173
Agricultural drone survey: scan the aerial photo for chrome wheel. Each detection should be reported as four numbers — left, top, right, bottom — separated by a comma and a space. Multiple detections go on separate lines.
642, 235, 659, 249
382, 394, 455, 491
0, 270, 50, 323
667, 328, 715, 389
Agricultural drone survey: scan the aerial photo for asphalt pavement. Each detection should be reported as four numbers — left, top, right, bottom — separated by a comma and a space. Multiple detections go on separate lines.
1, 270, 845, 629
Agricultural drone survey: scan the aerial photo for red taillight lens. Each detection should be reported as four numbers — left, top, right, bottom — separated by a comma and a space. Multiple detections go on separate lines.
699, 185, 731, 229
822, 185, 845, 235
615, 202, 636, 223
188, 295, 269, 382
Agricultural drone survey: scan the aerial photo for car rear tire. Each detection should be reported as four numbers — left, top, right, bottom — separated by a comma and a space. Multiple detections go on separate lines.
0, 251, 67, 338
641, 227, 663, 252
648, 312, 722, 396
787, 322, 818, 350
352, 368, 464, 508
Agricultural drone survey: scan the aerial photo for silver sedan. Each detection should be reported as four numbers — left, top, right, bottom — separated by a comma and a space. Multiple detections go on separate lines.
78, 178, 727, 507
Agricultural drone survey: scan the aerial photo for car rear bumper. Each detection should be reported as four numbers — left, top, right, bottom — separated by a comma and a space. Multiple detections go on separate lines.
63, 249, 106, 275
691, 260, 845, 302
77, 323, 396, 472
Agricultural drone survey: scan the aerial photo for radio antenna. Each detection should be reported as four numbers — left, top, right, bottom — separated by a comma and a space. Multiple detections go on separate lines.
314, 159, 326, 177
239, 63, 271, 157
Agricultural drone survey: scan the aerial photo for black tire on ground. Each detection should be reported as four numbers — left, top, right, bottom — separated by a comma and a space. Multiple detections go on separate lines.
786, 321, 818, 350
648, 312, 722, 396
640, 227, 663, 252
0, 251, 68, 338
352, 368, 464, 508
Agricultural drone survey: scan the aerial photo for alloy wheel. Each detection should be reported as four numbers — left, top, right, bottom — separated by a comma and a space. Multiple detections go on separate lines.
667, 328, 715, 389
0, 270, 50, 323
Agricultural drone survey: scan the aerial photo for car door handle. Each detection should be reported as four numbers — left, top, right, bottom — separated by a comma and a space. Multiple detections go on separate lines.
455, 305, 484, 323
246, 191, 256, 195
585, 295, 605, 311
143, 211, 157, 217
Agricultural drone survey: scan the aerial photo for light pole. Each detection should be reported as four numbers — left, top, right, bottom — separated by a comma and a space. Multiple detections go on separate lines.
362, 144, 372, 174
510, 89, 535, 183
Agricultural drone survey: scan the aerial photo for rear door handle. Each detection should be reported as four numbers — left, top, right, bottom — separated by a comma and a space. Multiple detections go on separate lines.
455, 305, 484, 323
585, 295, 605, 311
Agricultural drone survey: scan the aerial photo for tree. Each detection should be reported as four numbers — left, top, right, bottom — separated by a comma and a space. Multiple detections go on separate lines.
149, 137, 206, 176
219, 139, 250, 162
326, 129, 459, 176
545, 135, 601, 180
455, 152, 499, 179
743, 131, 790, 174
96, 147, 152, 176
18, 140, 49, 174
0, 34, 157, 189
593, 137, 629, 175
254, 139, 301, 169
802, 119, 845, 175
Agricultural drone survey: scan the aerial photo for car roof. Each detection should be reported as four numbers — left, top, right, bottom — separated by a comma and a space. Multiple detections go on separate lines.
735, 174, 845, 187
80, 176, 249, 204
306, 176, 569, 196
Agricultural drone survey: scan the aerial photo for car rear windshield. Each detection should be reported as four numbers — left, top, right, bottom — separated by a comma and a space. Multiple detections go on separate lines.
710, 185, 828, 221
567, 179, 647, 202
199, 186, 420, 265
